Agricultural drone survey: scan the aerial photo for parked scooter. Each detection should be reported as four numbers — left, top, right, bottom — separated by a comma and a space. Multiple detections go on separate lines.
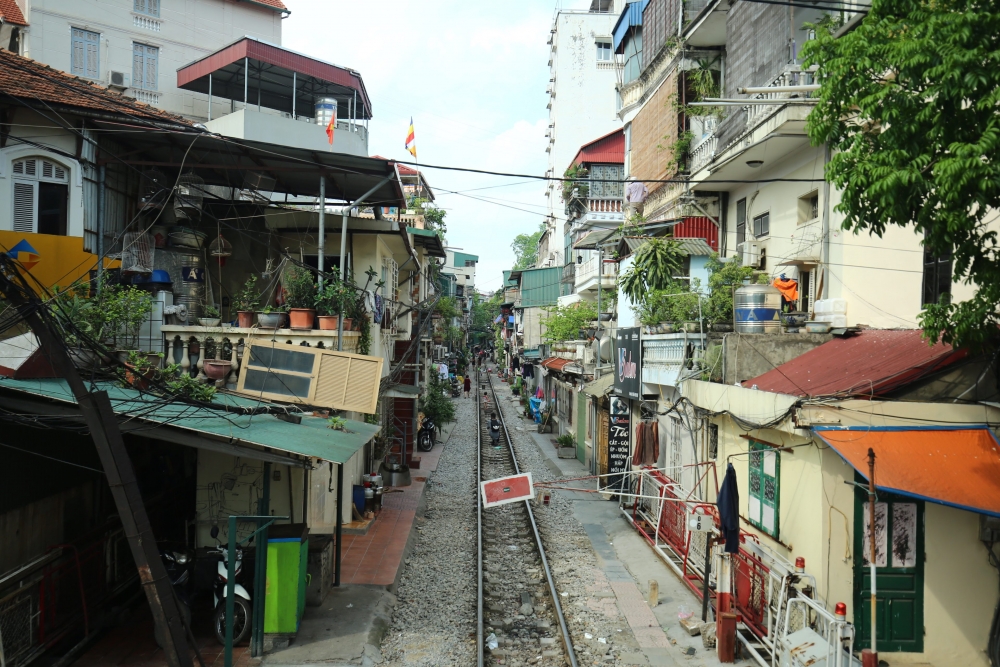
154, 544, 194, 649
417, 416, 437, 452
208, 525, 253, 645
450, 377, 461, 398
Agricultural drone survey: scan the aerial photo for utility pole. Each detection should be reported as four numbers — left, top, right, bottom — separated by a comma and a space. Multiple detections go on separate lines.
0, 260, 193, 667
864, 447, 878, 667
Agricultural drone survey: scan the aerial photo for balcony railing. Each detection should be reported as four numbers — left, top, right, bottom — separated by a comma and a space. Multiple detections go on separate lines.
744, 66, 817, 133
689, 133, 718, 175
575, 255, 618, 288
561, 262, 576, 284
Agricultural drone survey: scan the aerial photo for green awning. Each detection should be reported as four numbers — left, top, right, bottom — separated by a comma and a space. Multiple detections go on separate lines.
407, 226, 447, 258
0, 378, 377, 465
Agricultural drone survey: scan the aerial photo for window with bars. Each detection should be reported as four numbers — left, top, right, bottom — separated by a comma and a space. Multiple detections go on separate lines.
11, 158, 69, 235
590, 164, 623, 198
134, 0, 160, 16
71, 28, 100, 79
707, 423, 718, 460
748, 440, 779, 538
736, 198, 746, 247
132, 43, 159, 91
669, 418, 682, 477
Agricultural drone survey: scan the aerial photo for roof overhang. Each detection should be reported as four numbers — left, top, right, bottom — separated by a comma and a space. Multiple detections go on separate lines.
815, 425, 1000, 517
407, 227, 447, 258
681, 0, 728, 48
177, 37, 370, 118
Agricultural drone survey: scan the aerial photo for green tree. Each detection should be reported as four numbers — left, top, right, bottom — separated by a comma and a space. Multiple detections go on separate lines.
511, 222, 546, 270
618, 237, 685, 304
542, 302, 597, 342
801, 0, 1000, 349
472, 291, 502, 330
414, 198, 447, 238
420, 376, 456, 424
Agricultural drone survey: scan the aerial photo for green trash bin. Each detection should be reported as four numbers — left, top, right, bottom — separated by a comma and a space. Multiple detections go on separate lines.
264, 523, 309, 634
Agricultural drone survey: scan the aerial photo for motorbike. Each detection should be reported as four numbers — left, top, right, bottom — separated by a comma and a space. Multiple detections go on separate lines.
450, 378, 461, 397
489, 417, 502, 446
417, 416, 436, 452
154, 544, 194, 649
208, 525, 253, 645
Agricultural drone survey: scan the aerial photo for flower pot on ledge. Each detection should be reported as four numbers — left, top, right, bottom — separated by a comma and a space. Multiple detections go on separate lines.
288, 308, 315, 330
237, 311, 254, 328
258, 312, 283, 329
317, 315, 339, 330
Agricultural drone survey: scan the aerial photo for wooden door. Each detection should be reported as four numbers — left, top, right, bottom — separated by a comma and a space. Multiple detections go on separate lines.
597, 407, 610, 479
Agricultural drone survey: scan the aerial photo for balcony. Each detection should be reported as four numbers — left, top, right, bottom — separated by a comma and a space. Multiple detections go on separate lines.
205, 109, 368, 157
585, 198, 624, 225
561, 262, 576, 285
575, 255, 617, 294
641, 332, 706, 390
161, 325, 361, 386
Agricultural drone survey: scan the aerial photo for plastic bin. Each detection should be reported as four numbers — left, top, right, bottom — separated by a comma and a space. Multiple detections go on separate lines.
264, 523, 309, 634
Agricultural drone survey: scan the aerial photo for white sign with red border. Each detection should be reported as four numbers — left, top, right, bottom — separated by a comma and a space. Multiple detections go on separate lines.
480, 472, 534, 508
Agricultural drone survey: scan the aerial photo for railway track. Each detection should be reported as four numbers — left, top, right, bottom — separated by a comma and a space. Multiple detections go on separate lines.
476, 368, 578, 667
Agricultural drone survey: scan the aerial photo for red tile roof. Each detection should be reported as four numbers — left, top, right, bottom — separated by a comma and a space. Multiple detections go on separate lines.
244, 0, 289, 12
0, 50, 193, 126
0, 0, 27, 26
541, 357, 573, 371
742, 329, 968, 398
570, 128, 625, 169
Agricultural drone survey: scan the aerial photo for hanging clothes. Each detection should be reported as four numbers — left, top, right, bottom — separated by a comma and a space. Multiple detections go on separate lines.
632, 420, 659, 466
522, 364, 534, 378
717, 462, 741, 554
772, 277, 799, 303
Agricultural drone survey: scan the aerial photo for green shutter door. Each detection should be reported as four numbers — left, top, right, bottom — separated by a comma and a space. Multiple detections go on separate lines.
853, 479, 924, 653
748, 441, 780, 538
577, 392, 587, 463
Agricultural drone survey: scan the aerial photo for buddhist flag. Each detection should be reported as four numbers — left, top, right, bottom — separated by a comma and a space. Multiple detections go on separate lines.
325, 107, 337, 146
405, 117, 416, 159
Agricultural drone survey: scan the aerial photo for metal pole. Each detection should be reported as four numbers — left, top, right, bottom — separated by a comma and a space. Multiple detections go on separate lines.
225, 515, 237, 667
251, 462, 271, 657
353, 90, 357, 131
334, 463, 343, 586
868, 448, 878, 658
701, 537, 713, 622
291, 71, 296, 119
597, 246, 602, 336
243, 57, 248, 108
337, 208, 348, 351
97, 164, 106, 292
208, 73, 212, 121
318, 178, 326, 289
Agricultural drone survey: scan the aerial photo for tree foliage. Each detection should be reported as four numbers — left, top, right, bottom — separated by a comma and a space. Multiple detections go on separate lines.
472, 291, 502, 330
801, 0, 1000, 349
511, 222, 546, 270
542, 302, 597, 343
420, 376, 456, 424
413, 198, 447, 238
618, 237, 685, 304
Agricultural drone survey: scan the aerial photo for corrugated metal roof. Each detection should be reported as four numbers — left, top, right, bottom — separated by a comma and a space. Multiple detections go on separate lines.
815, 426, 1000, 517
0, 378, 378, 464
541, 358, 573, 371
618, 236, 714, 259
743, 330, 968, 398
584, 373, 615, 396
571, 129, 625, 168
518, 267, 562, 308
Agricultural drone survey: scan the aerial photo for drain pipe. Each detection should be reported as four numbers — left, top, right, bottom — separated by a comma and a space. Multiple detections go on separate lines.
821, 143, 832, 300
97, 164, 106, 292
318, 177, 326, 288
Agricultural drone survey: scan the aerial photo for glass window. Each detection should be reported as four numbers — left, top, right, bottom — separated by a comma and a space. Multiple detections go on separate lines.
11, 158, 69, 236
736, 198, 746, 247
748, 441, 780, 538
753, 212, 770, 238
134, 0, 160, 16
596, 41, 612, 62
922, 243, 952, 306
71, 28, 100, 79
132, 43, 159, 91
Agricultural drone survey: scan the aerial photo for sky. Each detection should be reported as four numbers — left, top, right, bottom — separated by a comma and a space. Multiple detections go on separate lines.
283, 1, 584, 294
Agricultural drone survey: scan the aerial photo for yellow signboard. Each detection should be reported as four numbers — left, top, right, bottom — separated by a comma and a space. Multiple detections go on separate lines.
0, 233, 117, 290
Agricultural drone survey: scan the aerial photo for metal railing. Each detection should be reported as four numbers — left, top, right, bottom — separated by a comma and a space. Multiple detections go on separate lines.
575, 256, 617, 286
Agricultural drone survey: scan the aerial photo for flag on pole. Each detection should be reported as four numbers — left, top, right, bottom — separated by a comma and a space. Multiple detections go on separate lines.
325, 107, 337, 146
405, 117, 417, 159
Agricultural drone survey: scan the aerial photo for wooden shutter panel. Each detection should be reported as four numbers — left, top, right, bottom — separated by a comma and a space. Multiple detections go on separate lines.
145, 46, 158, 90
85, 33, 99, 78
134, 0, 145, 12
72, 29, 85, 76
149, 0, 160, 16
133, 44, 145, 89
13, 181, 36, 233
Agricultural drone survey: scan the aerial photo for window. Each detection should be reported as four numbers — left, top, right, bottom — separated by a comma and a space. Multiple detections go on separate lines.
132, 43, 159, 90
134, 0, 160, 16
590, 164, 623, 198
736, 198, 746, 247
748, 441, 779, 538
752, 212, 769, 238
798, 191, 819, 223
11, 158, 69, 235
464, 260, 476, 267
707, 423, 718, 460
798, 268, 815, 313
921, 243, 952, 306
71, 28, 100, 79
596, 41, 612, 62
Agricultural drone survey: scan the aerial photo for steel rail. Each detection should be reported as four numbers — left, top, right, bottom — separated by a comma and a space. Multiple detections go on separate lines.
482, 371, 580, 667
476, 365, 485, 667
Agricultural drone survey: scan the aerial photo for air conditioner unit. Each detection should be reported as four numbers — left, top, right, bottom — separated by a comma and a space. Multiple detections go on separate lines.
739, 242, 762, 269
108, 71, 129, 90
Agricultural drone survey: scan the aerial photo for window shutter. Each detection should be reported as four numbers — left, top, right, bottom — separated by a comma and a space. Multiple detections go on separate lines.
134, 0, 145, 12
133, 43, 145, 89
145, 46, 158, 90
149, 0, 160, 16
748, 441, 780, 537
13, 181, 36, 232
42, 161, 53, 179
72, 29, 85, 76
85, 33, 99, 78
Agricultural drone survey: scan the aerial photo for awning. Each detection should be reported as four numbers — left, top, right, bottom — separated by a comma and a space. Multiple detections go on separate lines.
521, 349, 541, 360
0, 378, 378, 467
583, 373, 614, 396
613, 0, 649, 52
541, 358, 574, 372
407, 226, 447, 258
814, 425, 1000, 517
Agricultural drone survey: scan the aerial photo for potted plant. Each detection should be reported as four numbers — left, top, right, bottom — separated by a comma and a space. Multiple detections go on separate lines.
233, 275, 259, 328
555, 433, 577, 459
94, 283, 152, 359
204, 358, 232, 381
122, 350, 162, 391
52, 282, 101, 369
315, 277, 353, 331
199, 303, 221, 327
257, 304, 286, 329
283, 265, 316, 329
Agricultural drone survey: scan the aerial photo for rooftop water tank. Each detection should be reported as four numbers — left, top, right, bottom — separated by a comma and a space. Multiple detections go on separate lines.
735, 284, 782, 334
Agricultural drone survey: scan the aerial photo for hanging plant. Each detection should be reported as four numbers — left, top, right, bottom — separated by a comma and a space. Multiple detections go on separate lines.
561, 164, 589, 203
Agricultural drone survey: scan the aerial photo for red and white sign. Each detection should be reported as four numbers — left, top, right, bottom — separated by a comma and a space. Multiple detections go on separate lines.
480, 473, 534, 508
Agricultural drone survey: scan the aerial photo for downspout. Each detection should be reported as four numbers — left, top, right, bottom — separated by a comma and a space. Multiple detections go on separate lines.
97, 164, 106, 292
821, 144, 831, 299
318, 177, 325, 288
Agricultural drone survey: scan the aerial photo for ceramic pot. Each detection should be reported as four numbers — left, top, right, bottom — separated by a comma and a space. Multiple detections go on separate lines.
288, 308, 315, 330
258, 312, 283, 329
198, 317, 221, 327
124, 363, 154, 391
317, 315, 339, 330
237, 311, 254, 328
204, 359, 232, 381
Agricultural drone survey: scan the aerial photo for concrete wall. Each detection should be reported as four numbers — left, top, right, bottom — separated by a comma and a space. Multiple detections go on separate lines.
23, 0, 282, 119
205, 109, 369, 156
0, 482, 96, 574
521, 306, 548, 352
719, 332, 832, 386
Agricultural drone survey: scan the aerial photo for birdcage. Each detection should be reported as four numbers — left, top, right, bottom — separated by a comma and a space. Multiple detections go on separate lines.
139, 169, 169, 209
173, 172, 205, 221
209, 233, 232, 258
121, 231, 154, 275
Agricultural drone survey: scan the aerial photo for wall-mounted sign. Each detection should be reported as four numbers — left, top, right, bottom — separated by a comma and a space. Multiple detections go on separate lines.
604, 396, 631, 493
613, 327, 641, 399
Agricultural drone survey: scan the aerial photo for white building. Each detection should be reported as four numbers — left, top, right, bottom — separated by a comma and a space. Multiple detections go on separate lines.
7, 0, 286, 119
544, 0, 624, 266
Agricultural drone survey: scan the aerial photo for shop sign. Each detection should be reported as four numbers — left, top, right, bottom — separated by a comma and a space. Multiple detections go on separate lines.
613, 327, 641, 399
604, 396, 631, 493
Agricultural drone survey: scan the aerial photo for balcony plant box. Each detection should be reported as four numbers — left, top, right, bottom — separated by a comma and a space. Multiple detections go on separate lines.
317, 316, 353, 331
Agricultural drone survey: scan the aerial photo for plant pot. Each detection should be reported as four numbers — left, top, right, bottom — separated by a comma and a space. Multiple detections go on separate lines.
288, 308, 315, 330
69, 347, 99, 370
124, 363, 154, 391
682, 322, 700, 333
237, 311, 254, 328
712, 322, 734, 332
342, 318, 353, 331
198, 317, 221, 327
204, 359, 232, 381
317, 315, 339, 330
258, 312, 284, 329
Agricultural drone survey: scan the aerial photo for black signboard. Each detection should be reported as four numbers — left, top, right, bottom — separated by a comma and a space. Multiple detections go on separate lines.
604, 396, 631, 493
613, 327, 641, 399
